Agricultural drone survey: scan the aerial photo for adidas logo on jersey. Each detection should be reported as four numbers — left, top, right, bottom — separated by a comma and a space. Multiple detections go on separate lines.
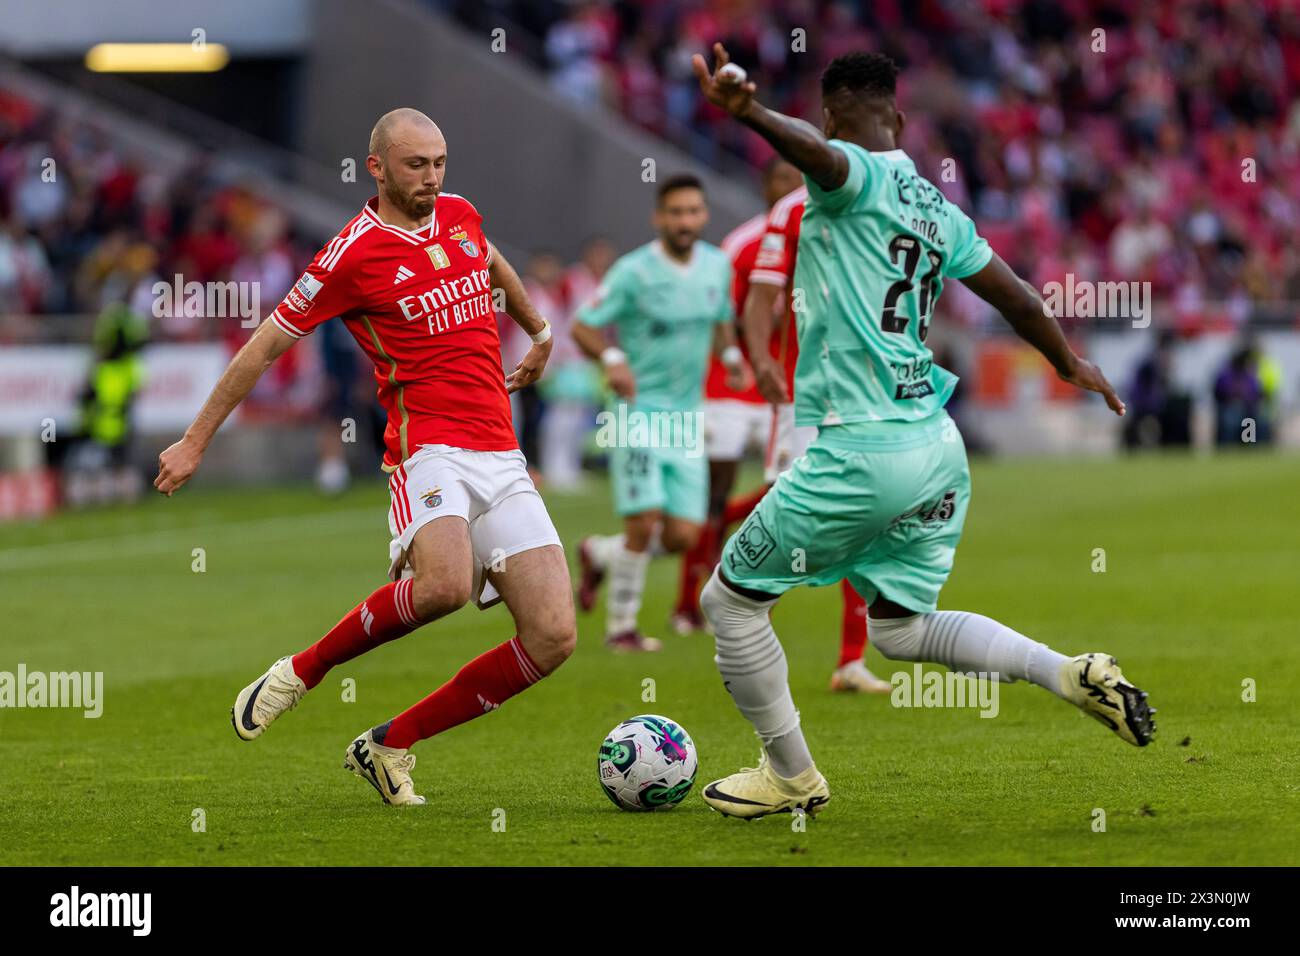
393, 265, 415, 285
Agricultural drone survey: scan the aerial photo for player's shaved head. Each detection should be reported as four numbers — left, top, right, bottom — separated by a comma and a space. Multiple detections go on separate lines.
820, 52, 905, 150
369, 108, 442, 158
366, 108, 447, 225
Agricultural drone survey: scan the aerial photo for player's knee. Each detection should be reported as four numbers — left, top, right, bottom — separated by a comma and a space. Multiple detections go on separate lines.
661, 523, 700, 553
867, 612, 926, 660
700, 568, 763, 631
522, 615, 576, 674
410, 573, 470, 621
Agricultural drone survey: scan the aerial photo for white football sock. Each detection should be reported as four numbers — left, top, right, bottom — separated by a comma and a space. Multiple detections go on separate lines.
868, 610, 1069, 699
700, 569, 812, 779
606, 545, 650, 636
589, 530, 664, 570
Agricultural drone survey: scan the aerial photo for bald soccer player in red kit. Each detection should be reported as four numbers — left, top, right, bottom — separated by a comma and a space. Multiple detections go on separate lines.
155, 108, 575, 806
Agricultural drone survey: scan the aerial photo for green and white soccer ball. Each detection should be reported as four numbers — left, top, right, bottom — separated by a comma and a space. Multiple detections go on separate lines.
597, 714, 698, 811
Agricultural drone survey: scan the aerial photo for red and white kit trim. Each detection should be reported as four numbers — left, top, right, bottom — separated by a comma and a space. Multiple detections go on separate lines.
508, 636, 543, 684
391, 577, 420, 629
388, 462, 414, 536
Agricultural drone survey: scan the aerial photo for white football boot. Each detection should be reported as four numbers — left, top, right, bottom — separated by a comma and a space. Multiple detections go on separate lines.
343, 729, 426, 806
1061, 652, 1156, 746
702, 754, 830, 819
829, 659, 893, 694
231, 656, 307, 741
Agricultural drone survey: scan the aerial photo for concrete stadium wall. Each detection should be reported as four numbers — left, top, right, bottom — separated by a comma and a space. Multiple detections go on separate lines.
297, 0, 762, 263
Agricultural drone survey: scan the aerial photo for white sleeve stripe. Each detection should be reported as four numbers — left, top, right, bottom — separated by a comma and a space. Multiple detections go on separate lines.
749, 270, 789, 286
270, 311, 306, 338
320, 218, 373, 271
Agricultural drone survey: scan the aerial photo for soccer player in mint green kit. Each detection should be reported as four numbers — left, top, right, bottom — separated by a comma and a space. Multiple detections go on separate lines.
572, 174, 747, 653
691, 46, 1156, 818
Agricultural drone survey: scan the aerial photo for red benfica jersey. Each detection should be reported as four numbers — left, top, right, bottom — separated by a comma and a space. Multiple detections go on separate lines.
704, 211, 767, 403
271, 194, 514, 468
749, 184, 808, 394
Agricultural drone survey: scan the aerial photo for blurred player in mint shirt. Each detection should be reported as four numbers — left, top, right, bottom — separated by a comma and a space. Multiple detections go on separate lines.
572, 174, 746, 653
689, 45, 1154, 819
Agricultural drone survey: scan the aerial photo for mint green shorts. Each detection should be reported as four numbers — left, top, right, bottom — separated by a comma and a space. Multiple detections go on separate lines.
720, 410, 970, 613
611, 442, 708, 522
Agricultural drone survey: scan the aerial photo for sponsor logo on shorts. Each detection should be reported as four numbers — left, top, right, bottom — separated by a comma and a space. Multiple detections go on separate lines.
729, 514, 776, 570
894, 380, 935, 400
888, 490, 957, 530
420, 487, 443, 509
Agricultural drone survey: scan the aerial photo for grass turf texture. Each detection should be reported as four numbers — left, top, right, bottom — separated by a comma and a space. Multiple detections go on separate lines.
1, 453, 1296, 866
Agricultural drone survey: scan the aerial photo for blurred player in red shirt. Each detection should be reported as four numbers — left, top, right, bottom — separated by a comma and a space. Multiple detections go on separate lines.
155, 109, 574, 805
744, 181, 890, 694
671, 157, 801, 634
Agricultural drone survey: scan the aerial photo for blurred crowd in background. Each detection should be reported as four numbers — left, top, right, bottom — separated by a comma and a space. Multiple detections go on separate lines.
0, 0, 1292, 502
451, 0, 1300, 332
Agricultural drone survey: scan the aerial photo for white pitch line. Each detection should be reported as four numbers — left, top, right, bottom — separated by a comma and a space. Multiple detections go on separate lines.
0, 507, 382, 571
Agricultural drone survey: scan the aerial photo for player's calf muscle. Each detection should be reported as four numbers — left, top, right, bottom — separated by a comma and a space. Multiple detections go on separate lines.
500, 546, 576, 673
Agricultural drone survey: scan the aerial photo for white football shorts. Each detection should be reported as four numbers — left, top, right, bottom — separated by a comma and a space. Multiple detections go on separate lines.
386, 444, 561, 609
704, 398, 771, 462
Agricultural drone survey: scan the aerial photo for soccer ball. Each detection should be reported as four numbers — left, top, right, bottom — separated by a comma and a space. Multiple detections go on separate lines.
597, 714, 698, 811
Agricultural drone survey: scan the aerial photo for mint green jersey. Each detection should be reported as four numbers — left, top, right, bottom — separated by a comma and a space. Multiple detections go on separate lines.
577, 239, 733, 412
793, 142, 992, 427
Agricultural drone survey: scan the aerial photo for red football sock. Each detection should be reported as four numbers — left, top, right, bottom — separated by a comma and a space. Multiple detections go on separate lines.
838, 579, 869, 667
723, 486, 768, 526
378, 636, 543, 749
291, 579, 421, 689
675, 517, 721, 616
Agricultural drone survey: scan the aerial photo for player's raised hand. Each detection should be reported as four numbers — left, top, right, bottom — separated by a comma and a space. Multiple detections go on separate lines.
1059, 357, 1126, 416
155, 437, 203, 496
506, 338, 552, 394
691, 43, 757, 118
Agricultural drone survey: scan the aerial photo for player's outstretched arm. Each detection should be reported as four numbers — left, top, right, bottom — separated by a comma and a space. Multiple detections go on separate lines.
488, 242, 552, 394
691, 43, 848, 192
741, 282, 788, 404
960, 252, 1126, 416
571, 320, 636, 400
153, 319, 296, 496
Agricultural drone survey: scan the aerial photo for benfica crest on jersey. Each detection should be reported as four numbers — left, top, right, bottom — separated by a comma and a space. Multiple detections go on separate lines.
426, 244, 450, 270
450, 229, 480, 258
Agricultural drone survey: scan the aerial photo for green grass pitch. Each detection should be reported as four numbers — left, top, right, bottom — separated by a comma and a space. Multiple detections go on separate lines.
1, 453, 1296, 866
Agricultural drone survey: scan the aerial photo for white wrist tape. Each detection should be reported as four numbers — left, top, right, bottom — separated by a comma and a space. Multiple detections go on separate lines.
721, 345, 743, 368
600, 347, 627, 368
529, 320, 552, 345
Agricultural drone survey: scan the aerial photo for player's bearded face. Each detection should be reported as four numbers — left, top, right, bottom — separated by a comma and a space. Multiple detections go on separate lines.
382, 162, 438, 219
655, 189, 708, 255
